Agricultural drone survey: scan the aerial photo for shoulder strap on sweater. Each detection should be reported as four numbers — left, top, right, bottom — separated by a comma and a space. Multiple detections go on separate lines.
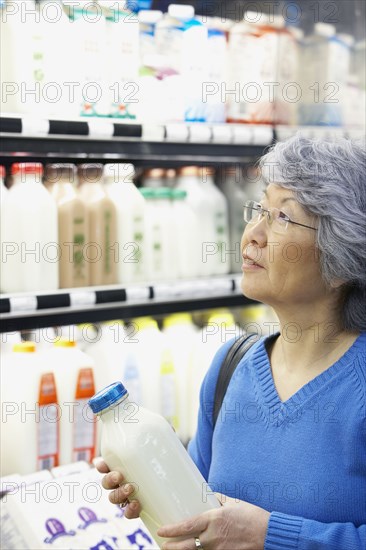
213, 333, 260, 428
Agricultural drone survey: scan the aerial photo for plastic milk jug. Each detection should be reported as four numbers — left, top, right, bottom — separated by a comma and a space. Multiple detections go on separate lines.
99, 0, 139, 119
50, 338, 97, 465
1, 163, 59, 293
175, 166, 213, 276
78, 164, 118, 286
0, 342, 60, 476
47, 163, 90, 288
104, 163, 147, 284
162, 313, 198, 443
89, 382, 220, 548
170, 189, 200, 278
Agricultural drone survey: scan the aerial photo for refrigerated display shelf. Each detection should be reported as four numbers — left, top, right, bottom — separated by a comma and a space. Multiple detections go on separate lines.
0, 275, 254, 332
0, 116, 273, 165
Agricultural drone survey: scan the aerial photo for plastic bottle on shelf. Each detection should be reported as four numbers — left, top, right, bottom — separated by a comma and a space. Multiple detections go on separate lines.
141, 168, 165, 188
299, 23, 352, 126
1, 163, 59, 293
104, 163, 147, 284
0, 342, 60, 476
0, 166, 7, 293
200, 168, 230, 275
217, 166, 247, 273
198, 16, 228, 123
139, 188, 174, 281
63, 0, 108, 117
128, 317, 168, 416
188, 310, 242, 438
155, 4, 208, 122
170, 189, 200, 279
78, 164, 118, 286
89, 381, 220, 547
175, 166, 212, 277
46, 164, 89, 289
98, 0, 139, 119
227, 12, 297, 125
136, 9, 165, 123
47, 338, 97, 465
162, 313, 198, 443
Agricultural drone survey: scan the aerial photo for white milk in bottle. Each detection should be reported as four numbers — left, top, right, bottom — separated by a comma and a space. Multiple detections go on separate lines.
49, 338, 97, 465
104, 163, 147, 284
78, 164, 118, 286
89, 382, 220, 548
162, 313, 198, 443
0, 342, 60, 476
200, 167, 230, 275
1, 163, 59, 293
0, 165, 8, 292
175, 166, 212, 276
46, 163, 90, 288
170, 189, 200, 278
99, 0, 139, 119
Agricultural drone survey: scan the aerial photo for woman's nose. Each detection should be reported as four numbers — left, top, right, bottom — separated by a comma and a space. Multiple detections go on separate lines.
242, 216, 268, 248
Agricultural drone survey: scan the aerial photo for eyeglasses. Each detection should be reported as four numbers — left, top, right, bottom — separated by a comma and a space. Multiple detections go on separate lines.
243, 200, 317, 234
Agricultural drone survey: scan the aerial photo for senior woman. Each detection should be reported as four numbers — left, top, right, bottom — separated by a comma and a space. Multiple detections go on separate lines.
97, 135, 366, 549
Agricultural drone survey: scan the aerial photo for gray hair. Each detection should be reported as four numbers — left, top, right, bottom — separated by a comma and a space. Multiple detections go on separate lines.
259, 133, 366, 332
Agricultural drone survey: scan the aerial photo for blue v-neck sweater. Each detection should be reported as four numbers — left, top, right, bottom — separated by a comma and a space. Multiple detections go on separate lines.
188, 332, 366, 549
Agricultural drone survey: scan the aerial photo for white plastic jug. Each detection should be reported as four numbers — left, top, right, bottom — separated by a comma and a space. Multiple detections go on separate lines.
104, 163, 147, 284
162, 313, 198, 443
47, 338, 97, 465
0, 342, 60, 475
89, 381, 220, 548
1, 163, 59, 293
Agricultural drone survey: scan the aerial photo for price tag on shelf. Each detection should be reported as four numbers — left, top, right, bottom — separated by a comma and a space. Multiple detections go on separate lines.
233, 274, 244, 293
165, 124, 189, 142
9, 296, 38, 312
69, 291, 96, 307
125, 286, 150, 302
232, 125, 253, 144
212, 125, 233, 143
189, 124, 212, 143
142, 125, 165, 141
210, 278, 234, 293
88, 120, 114, 139
153, 284, 183, 299
252, 125, 273, 145
21, 117, 50, 136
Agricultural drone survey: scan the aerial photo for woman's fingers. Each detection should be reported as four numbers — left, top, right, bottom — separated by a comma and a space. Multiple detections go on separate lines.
109, 482, 136, 506
124, 499, 142, 519
93, 458, 110, 474
102, 471, 126, 490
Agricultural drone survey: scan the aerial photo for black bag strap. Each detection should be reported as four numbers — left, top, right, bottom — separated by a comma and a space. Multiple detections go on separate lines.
213, 333, 260, 428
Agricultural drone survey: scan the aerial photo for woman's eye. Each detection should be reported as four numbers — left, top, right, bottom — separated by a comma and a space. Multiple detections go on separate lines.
278, 211, 290, 221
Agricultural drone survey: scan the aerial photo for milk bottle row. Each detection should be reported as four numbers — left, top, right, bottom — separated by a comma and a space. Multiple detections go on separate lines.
1, 1, 364, 126
0, 161, 263, 293
0, 305, 277, 477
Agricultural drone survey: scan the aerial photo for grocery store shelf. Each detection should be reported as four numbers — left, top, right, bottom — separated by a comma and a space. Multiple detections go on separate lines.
0, 275, 254, 332
0, 116, 273, 166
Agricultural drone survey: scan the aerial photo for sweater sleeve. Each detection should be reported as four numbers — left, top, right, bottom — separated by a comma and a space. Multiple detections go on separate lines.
265, 511, 366, 550
188, 338, 236, 480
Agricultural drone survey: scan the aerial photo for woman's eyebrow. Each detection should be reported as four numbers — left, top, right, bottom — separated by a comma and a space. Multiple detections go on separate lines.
263, 189, 297, 205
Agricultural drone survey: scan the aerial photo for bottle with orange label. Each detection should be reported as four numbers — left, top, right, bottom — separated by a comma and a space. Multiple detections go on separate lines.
78, 164, 118, 286
0, 342, 60, 476
48, 338, 98, 465
45, 163, 90, 289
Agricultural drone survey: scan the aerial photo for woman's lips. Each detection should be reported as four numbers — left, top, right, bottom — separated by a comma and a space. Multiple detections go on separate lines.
242, 257, 265, 271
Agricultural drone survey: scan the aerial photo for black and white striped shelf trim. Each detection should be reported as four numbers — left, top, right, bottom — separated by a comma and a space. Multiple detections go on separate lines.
0, 276, 242, 315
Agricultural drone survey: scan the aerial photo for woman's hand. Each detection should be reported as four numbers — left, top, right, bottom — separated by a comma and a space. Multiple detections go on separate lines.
157, 494, 270, 550
95, 459, 141, 520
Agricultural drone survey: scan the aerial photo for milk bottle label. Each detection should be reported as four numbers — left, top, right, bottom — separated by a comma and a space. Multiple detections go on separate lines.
38, 373, 59, 470
73, 368, 97, 463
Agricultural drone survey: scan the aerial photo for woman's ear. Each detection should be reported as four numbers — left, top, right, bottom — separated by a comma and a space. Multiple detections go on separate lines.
330, 278, 346, 289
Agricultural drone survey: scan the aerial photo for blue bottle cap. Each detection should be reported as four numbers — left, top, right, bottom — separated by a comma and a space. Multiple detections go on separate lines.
89, 382, 128, 414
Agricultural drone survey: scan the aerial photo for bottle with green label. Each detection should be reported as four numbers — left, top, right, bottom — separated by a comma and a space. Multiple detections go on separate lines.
78, 164, 117, 286
104, 163, 147, 284
47, 164, 89, 288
